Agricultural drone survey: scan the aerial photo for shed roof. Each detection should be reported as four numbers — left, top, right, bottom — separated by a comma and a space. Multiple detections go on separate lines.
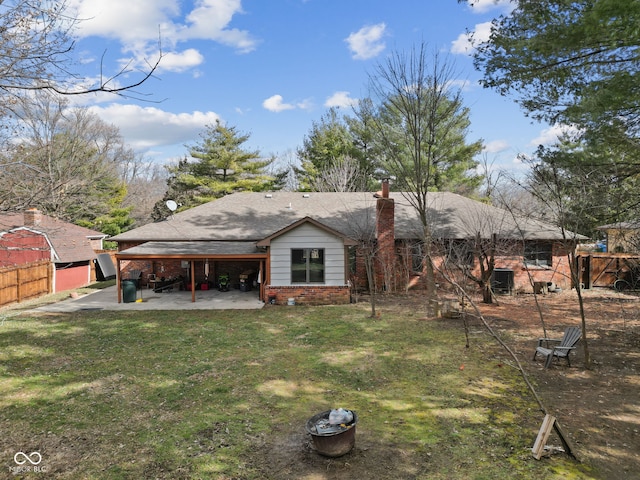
0, 213, 105, 263
597, 222, 640, 230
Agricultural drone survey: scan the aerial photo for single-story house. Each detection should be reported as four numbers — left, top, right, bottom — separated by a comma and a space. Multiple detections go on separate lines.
0, 209, 108, 292
596, 222, 640, 254
111, 182, 584, 305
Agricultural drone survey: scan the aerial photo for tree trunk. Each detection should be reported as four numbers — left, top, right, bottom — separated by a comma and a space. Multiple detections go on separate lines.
482, 282, 493, 304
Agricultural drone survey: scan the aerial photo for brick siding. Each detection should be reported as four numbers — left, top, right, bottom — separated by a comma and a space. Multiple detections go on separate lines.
264, 285, 350, 305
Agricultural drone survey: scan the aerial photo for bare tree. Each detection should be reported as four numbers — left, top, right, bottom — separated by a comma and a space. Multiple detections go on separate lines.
527, 164, 592, 368
365, 43, 482, 314
437, 266, 578, 459
1, 93, 137, 224
0, 0, 162, 105
311, 156, 369, 192
440, 234, 501, 304
122, 159, 168, 227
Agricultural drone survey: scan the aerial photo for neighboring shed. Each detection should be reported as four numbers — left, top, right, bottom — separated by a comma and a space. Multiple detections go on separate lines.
0, 209, 108, 292
597, 222, 640, 254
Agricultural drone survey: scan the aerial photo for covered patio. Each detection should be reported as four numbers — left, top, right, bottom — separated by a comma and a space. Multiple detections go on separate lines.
115, 241, 268, 304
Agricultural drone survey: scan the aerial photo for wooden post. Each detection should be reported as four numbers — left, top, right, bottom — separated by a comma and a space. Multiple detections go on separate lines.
532, 414, 578, 461
532, 414, 556, 459
553, 418, 578, 461
191, 260, 196, 302
16, 265, 22, 303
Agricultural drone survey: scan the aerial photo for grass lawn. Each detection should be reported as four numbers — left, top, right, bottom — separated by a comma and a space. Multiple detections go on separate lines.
0, 303, 596, 479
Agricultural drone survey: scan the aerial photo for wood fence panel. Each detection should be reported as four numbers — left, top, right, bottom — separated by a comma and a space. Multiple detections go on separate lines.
578, 253, 640, 288
0, 260, 52, 307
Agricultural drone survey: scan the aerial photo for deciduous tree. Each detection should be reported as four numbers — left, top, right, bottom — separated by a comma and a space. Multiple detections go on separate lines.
364, 44, 483, 311
1, 93, 137, 232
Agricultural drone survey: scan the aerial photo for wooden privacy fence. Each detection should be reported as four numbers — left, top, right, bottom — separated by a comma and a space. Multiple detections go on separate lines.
0, 260, 52, 307
577, 253, 640, 289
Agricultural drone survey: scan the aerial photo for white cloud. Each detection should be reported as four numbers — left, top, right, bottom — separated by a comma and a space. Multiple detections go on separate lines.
262, 95, 295, 112
296, 98, 314, 111
529, 124, 581, 147
465, 0, 513, 14
87, 103, 220, 149
69, 0, 258, 73
324, 91, 358, 108
447, 79, 474, 92
345, 23, 386, 60
178, 0, 258, 53
451, 21, 492, 55
160, 49, 205, 72
262, 94, 313, 112
69, 0, 179, 44
483, 139, 510, 153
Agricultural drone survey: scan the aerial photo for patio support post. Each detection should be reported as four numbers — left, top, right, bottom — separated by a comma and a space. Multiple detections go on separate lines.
191, 260, 196, 302
259, 260, 264, 302
116, 259, 122, 303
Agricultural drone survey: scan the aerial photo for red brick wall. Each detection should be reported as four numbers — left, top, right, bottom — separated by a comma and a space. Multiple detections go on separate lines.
264, 285, 350, 305
490, 242, 575, 292
429, 241, 575, 293
354, 240, 576, 294
375, 196, 396, 291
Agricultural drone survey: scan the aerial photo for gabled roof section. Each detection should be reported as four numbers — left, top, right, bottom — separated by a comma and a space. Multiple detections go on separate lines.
256, 216, 358, 247
0, 212, 105, 263
0, 226, 58, 261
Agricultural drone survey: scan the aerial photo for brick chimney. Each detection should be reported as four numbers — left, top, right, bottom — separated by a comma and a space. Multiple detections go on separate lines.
24, 208, 42, 227
375, 179, 395, 290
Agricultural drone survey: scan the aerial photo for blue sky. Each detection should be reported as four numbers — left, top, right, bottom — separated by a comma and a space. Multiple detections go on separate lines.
66, 0, 565, 174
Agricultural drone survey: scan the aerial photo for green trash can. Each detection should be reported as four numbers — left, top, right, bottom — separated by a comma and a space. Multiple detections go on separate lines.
122, 280, 137, 303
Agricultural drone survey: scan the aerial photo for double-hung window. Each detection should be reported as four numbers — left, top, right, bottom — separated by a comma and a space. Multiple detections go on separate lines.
291, 248, 324, 283
524, 241, 552, 267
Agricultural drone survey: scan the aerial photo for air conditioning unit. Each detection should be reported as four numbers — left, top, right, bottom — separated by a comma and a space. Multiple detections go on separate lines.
491, 268, 514, 295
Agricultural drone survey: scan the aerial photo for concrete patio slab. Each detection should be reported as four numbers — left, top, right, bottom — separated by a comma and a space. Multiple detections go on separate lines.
33, 285, 264, 312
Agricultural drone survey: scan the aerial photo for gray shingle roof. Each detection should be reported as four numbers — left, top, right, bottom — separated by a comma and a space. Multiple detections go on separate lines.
111, 191, 583, 243
597, 222, 640, 230
118, 241, 265, 257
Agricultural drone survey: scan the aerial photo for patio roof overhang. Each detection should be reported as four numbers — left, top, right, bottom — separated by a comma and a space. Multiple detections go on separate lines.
115, 240, 268, 260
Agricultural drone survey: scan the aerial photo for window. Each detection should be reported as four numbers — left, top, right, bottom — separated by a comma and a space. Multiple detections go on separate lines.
291, 248, 325, 283
524, 241, 552, 267
410, 241, 424, 272
445, 240, 475, 268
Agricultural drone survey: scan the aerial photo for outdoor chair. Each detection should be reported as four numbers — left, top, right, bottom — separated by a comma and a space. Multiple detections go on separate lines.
533, 326, 581, 368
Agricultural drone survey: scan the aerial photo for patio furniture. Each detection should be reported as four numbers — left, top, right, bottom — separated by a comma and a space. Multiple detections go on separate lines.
152, 276, 182, 293
533, 326, 581, 368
